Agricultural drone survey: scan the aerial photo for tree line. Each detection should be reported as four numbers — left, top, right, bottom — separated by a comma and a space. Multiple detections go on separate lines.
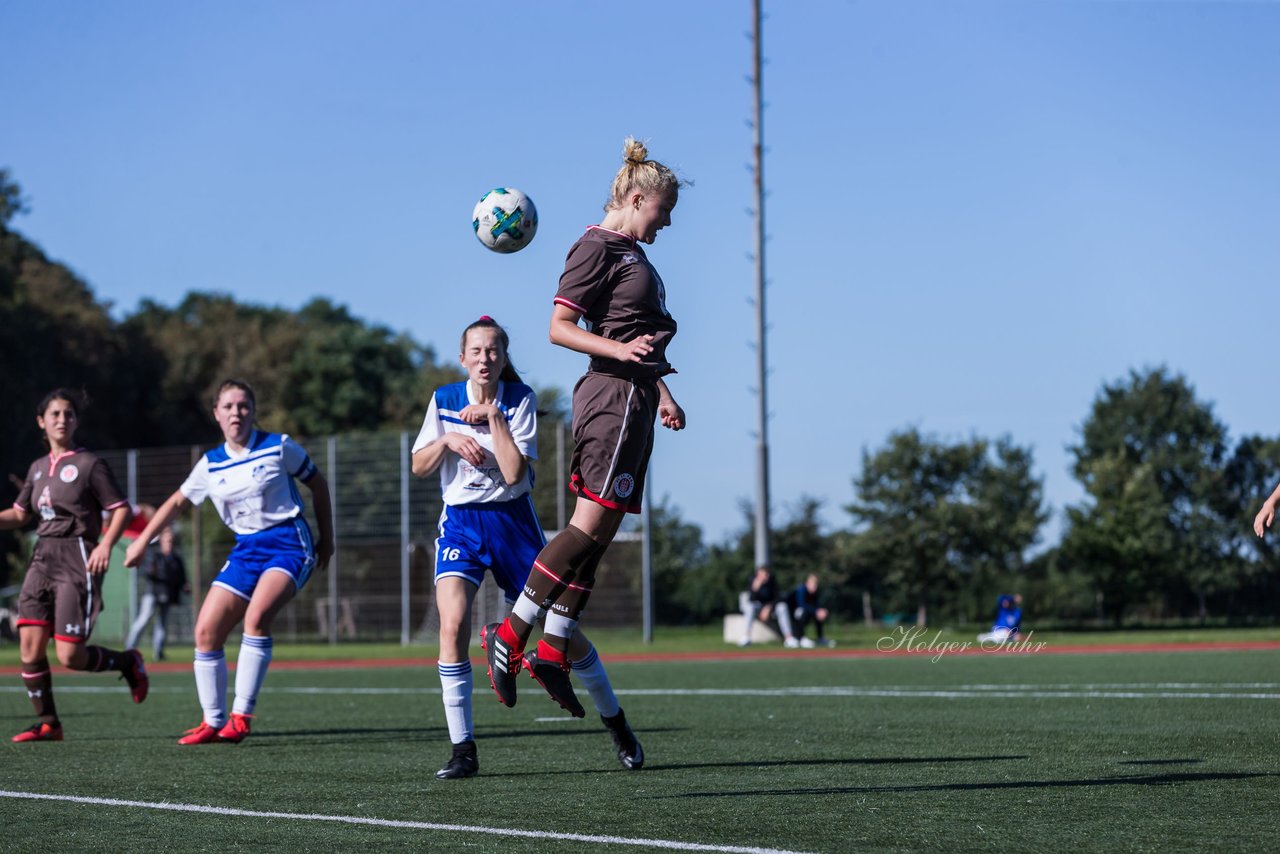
647, 368, 1280, 628
3, 169, 1277, 625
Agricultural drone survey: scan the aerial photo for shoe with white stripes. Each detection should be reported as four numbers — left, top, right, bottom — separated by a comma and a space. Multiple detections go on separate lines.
481, 622, 521, 708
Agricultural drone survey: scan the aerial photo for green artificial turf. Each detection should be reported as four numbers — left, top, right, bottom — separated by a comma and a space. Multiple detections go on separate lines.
2, 643, 1277, 852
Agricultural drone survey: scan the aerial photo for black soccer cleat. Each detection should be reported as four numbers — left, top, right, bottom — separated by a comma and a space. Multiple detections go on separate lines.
522, 648, 586, 718
481, 622, 521, 708
121, 649, 149, 704
601, 708, 644, 770
436, 740, 479, 780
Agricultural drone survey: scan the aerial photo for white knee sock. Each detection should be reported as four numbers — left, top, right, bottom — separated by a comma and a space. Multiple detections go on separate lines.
571, 644, 620, 718
193, 649, 227, 728
438, 660, 473, 744
511, 595, 542, 629
232, 634, 273, 716
544, 612, 578, 646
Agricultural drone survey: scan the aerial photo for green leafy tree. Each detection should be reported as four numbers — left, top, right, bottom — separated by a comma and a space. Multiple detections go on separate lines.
694, 497, 855, 623
0, 169, 27, 226
647, 497, 711, 624
845, 429, 1046, 626
1061, 368, 1233, 621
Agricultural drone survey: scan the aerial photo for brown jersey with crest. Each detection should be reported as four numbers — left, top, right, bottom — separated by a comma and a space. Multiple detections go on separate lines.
14, 450, 127, 540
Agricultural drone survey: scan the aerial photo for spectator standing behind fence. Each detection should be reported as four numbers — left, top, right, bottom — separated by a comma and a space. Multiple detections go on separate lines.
0, 388, 148, 743
738, 565, 779, 647
780, 573, 835, 649
125, 525, 188, 661
125, 379, 333, 746
977, 594, 1023, 644
411, 316, 643, 778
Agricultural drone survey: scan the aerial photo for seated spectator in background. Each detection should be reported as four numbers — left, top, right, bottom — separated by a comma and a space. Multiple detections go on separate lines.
780, 573, 834, 649
977, 594, 1023, 644
738, 566, 779, 646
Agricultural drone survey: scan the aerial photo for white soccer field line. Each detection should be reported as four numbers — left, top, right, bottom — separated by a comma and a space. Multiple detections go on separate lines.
3, 682, 1278, 699
0, 789, 812, 854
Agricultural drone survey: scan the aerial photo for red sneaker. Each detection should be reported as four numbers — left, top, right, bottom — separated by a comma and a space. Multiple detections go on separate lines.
121, 649, 149, 704
12, 721, 63, 743
217, 713, 252, 744
177, 721, 225, 745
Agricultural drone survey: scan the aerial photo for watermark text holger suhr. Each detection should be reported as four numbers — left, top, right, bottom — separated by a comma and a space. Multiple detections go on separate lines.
876, 626, 1048, 662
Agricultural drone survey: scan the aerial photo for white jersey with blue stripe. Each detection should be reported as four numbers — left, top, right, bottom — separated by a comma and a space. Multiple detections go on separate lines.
412, 380, 537, 505
180, 430, 318, 536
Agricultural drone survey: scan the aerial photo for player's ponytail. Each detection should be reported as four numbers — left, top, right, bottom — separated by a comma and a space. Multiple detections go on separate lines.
461, 316, 522, 384
604, 137, 687, 212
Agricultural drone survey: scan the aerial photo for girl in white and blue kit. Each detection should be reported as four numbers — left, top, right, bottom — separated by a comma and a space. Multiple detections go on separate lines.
411, 317, 642, 779
126, 379, 333, 745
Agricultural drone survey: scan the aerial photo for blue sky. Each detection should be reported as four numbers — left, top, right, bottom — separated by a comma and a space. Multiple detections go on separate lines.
3, 1, 1278, 547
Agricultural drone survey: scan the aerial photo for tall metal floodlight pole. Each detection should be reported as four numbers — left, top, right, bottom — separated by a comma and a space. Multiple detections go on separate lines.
752, 0, 772, 570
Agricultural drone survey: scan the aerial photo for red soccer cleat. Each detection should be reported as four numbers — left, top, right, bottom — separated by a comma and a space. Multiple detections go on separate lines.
481, 622, 522, 708
217, 713, 252, 744
177, 721, 225, 745
12, 721, 63, 743
121, 649, 149, 703
522, 644, 585, 718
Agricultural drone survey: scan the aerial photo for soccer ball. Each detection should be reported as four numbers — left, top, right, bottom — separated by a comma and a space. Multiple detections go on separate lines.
472, 187, 538, 253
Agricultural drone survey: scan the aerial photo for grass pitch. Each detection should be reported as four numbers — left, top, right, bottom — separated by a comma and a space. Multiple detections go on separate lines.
1, 641, 1278, 852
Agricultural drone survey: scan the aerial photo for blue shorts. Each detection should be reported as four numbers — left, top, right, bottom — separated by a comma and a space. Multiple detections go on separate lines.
212, 519, 315, 602
434, 497, 545, 603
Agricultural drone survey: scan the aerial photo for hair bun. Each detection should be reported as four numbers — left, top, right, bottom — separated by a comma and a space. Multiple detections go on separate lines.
622, 137, 648, 164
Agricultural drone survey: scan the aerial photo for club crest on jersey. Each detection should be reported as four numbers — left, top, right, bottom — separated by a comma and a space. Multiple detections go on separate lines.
59, 464, 79, 483
38, 486, 55, 521
252, 463, 267, 483
34, 470, 42, 481
613, 473, 635, 499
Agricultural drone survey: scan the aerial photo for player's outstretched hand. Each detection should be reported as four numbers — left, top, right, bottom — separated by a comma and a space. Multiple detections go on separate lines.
659, 399, 685, 431
87, 542, 112, 576
123, 539, 146, 568
316, 540, 334, 573
1254, 503, 1275, 538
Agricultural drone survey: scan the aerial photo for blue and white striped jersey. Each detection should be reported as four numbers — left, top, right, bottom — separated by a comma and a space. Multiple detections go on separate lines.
412, 381, 537, 506
180, 430, 318, 535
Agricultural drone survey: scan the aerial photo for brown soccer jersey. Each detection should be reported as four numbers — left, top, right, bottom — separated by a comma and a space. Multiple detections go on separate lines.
554, 226, 678, 380
13, 449, 127, 541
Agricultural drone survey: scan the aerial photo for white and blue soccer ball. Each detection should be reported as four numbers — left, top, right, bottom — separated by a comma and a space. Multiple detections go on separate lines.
472, 187, 538, 253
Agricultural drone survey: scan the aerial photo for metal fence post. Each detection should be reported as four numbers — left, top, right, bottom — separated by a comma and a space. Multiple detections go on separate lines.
642, 482, 653, 644
556, 419, 567, 530
400, 431, 411, 646
327, 436, 338, 646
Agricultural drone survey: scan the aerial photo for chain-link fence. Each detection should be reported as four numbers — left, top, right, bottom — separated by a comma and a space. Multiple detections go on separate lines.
94, 426, 649, 647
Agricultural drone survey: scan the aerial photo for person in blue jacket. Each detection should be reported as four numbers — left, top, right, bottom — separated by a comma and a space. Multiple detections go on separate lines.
978, 593, 1023, 644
